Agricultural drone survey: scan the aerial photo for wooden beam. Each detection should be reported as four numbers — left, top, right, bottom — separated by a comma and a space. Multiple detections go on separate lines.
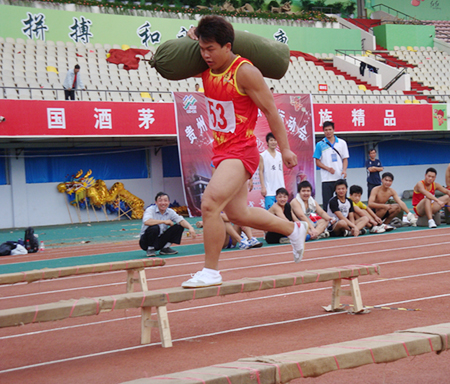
0, 265, 380, 328
120, 322, 450, 383
0, 258, 165, 285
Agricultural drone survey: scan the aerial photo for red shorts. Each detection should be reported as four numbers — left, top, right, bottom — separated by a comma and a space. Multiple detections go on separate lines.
212, 145, 260, 177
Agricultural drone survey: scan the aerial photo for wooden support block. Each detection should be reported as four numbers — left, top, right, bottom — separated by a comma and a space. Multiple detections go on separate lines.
126, 269, 149, 293
348, 277, 364, 313
157, 306, 172, 348
140, 306, 172, 348
331, 279, 342, 310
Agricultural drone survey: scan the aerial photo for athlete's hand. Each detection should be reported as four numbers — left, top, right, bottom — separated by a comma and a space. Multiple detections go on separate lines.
260, 185, 267, 197
187, 27, 198, 40
281, 149, 297, 168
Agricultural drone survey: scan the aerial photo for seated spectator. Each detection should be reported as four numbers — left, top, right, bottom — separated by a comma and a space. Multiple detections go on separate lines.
139, 192, 196, 257
412, 167, 450, 228
265, 188, 300, 244
349, 185, 393, 233
327, 179, 369, 237
196, 213, 262, 249
290, 180, 335, 239
446, 163, 450, 188
368, 172, 417, 226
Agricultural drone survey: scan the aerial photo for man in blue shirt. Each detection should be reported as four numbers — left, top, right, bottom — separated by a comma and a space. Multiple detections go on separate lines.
366, 148, 383, 200
139, 192, 196, 257
313, 121, 349, 212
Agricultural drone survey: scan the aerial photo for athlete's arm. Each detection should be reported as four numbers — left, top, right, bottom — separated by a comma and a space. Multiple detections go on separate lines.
236, 64, 297, 168
258, 155, 266, 197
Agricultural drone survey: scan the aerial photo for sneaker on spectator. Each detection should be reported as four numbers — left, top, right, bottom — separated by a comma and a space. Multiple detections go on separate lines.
248, 237, 263, 248
239, 240, 251, 250
359, 228, 368, 235
146, 247, 156, 257
407, 212, 418, 226
288, 221, 308, 263
370, 226, 386, 234
317, 230, 330, 239
428, 219, 437, 228
343, 230, 350, 237
182, 270, 222, 288
159, 247, 178, 255
279, 237, 290, 244
380, 224, 395, 232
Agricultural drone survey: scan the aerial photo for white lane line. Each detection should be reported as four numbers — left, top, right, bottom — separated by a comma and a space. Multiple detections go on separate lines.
1, 245, 450, 301
2, 288, 450, 375
2, 268, 449, 341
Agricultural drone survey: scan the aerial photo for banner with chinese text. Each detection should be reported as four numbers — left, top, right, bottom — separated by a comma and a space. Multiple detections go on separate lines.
174, 92, 315, 217
0, 100, 176, 137
314, 103, 434, 132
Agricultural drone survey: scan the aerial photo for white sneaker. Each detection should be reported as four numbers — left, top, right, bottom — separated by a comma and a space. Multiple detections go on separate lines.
380, 223, 395, 232
317, 230, 330, 239
248, 237, 263, 248
182, 270, 222, 288
370, 225, 386, 234
288, 221, 308, 263
407, 212, 418, 226
239, 240, 251, 250
428, 219, 437, 228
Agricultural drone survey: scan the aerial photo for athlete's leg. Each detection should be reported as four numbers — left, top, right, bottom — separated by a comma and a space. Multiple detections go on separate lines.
415, 198, 433, 219
200, 159, 250, 270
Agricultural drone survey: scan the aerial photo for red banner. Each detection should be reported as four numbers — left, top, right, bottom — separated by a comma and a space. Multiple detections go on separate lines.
0, 99, 176, 137
314, 103, 433, 132
174, 92, 315, 217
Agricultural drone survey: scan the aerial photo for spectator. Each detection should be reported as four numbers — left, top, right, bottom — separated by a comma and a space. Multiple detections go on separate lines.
291, 180, 334, 239
265, 188, 299, 244
139, 192, 196, 257
412, 167, 450, 228
349, 185, 393, 233
366, 148, 383, 199
313, 121, 349, 212
195, 83, 204, 92
196, 212, 262, 249
446, 163, 450, 188
368, 172, 417, 226
259, 132, 285, 210
62, 64, 86, 100
327, 179, 369, 237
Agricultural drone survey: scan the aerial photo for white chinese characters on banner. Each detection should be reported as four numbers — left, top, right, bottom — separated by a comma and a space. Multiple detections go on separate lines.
319, 108, 333, 126
94, 108, 112, 129
138, 108, 155, 129
352, 108, 365, 127
196, 115, 208, 134
47, 108, 66, 129
384, 109, 396, 126
185, 125, 197, 144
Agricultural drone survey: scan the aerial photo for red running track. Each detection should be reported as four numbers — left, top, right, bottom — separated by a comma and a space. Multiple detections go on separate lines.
1, 227, 450, 383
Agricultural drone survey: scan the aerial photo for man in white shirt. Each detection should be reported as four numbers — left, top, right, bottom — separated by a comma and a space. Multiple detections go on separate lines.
139, 192, 196, 257
313, 121, 349, 212
259, 132, 285, 209
62, 64, 86, 100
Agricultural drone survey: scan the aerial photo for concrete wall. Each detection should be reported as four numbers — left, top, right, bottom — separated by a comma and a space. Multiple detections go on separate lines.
0, 147, 185, 229
373, 24, 435, 51
334, 15, 377, 51
333, 54, 411, 90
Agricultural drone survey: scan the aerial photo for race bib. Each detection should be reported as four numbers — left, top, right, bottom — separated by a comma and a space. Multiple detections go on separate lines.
206, 97, 236, 134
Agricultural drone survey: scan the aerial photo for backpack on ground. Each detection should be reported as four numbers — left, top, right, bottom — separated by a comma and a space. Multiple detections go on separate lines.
24, 227, 39, 253
0, 241, 18, 256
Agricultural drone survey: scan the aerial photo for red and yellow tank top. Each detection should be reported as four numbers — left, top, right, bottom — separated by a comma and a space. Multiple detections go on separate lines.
412, 180, 435, 206
201, 56, 258, 154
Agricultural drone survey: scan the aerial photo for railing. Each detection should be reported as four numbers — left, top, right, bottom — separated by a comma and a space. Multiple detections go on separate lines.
383, 68, 406, 90
335, 49, 408, 70
334, 49, 380, 72
1, 86, 447, 104
372, 4, 423, 25
1, 86, 173, 102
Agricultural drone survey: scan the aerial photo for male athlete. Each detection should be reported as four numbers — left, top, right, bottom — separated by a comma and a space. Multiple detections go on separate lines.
182, 16, 308, 288
412, 167, 450, 228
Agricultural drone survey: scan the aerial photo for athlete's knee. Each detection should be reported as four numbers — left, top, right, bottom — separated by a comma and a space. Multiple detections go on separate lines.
201, 195, 222, 217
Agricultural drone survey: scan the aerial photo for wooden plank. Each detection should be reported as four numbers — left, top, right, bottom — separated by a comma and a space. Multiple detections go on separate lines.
120, 322, 450, 384
348, 277, 364, 312
0, 265, 380, 328
0, 258, 165, 285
